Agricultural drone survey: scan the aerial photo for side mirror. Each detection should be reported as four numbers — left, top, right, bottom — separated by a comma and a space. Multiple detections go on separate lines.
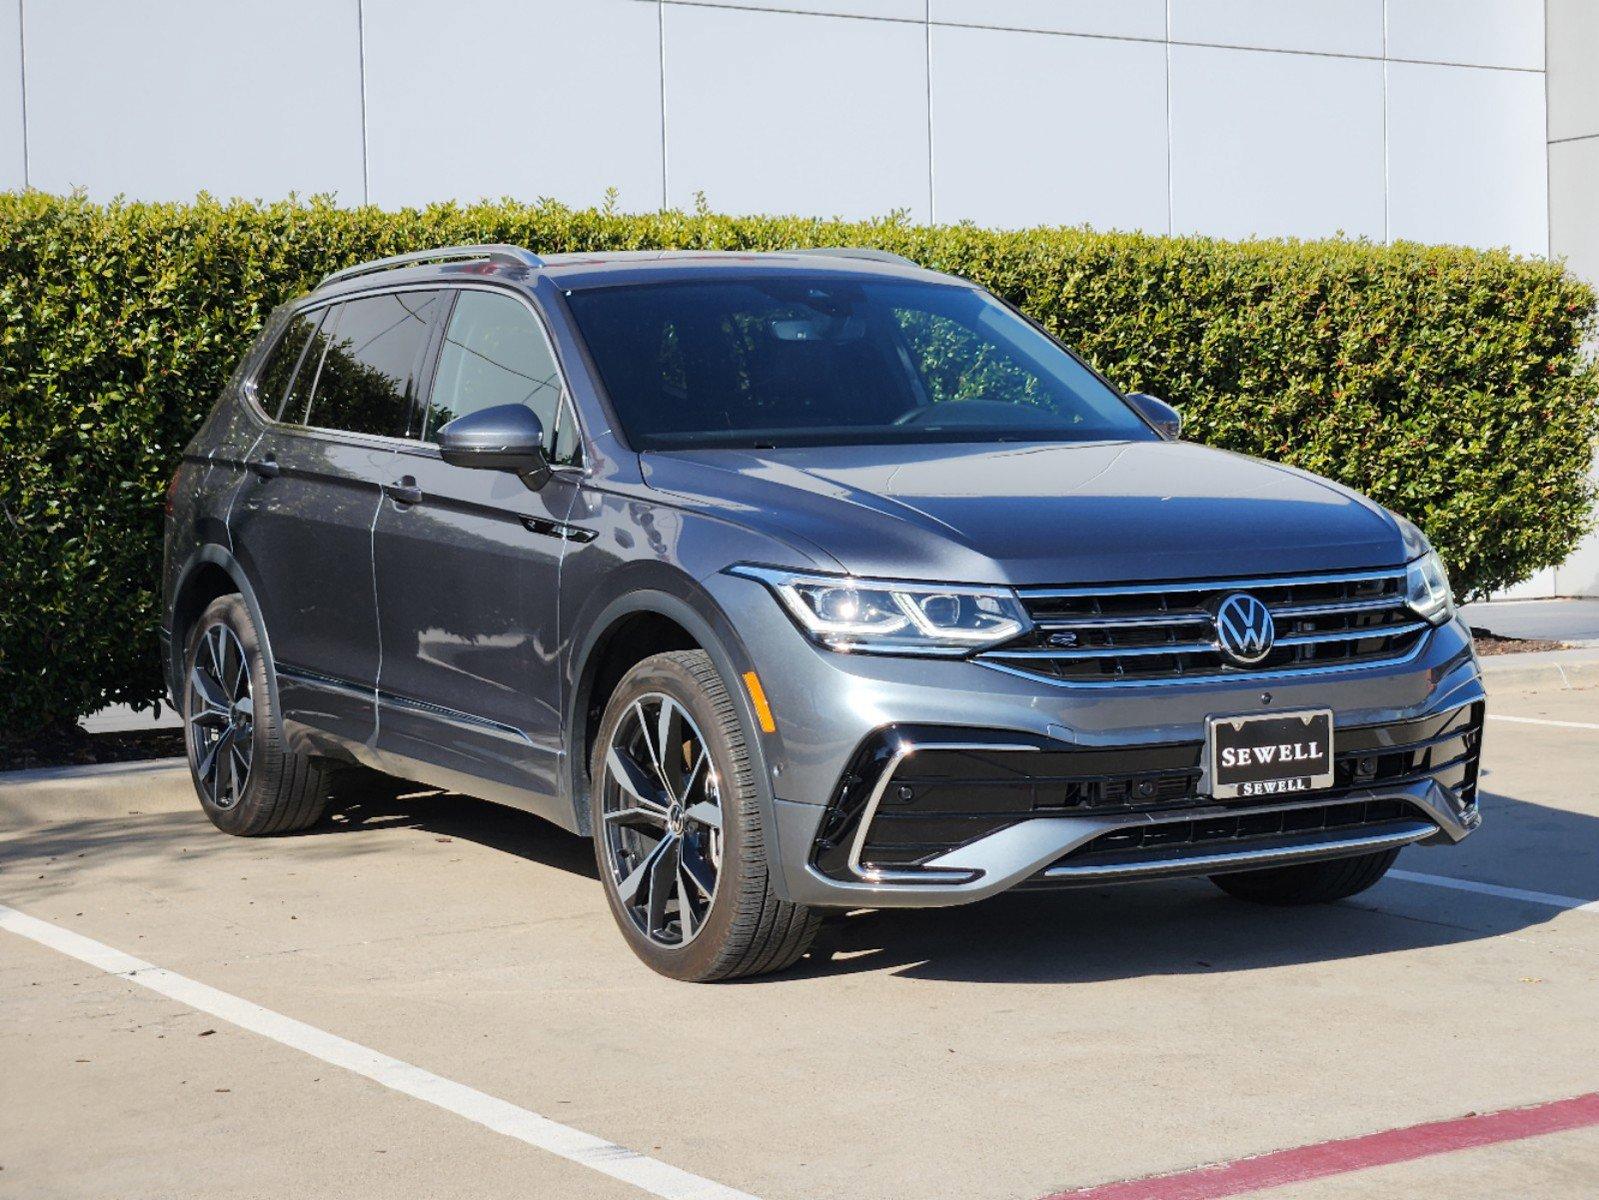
1127, 392, 1181, 441
437, 403, 551, 489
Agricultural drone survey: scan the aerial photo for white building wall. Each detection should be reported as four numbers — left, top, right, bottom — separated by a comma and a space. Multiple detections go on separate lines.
1542, 0, 1599, 598
21, 0, 365, 202
0, 0, 1553, 253
0, 0, 1590, 591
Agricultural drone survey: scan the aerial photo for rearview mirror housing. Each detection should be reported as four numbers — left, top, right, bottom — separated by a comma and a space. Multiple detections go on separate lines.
436, 403, 551, 489
1126, 392, 1181, 440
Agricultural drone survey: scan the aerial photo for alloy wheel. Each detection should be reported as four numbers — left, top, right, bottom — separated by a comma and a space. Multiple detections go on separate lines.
186, 622, 255, 809
599, 693, 724, 947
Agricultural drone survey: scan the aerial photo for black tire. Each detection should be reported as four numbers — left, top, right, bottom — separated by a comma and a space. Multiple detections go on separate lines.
182, 595, 336, 836
589, 650, 820, 982
1209, 848, 1400, 905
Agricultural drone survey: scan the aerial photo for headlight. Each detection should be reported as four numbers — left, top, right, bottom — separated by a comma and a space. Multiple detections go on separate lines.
730, 565, 1030, 654
1404, 549, 1454, 625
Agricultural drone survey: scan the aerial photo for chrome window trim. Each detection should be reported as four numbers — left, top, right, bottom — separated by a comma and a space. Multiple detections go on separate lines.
239, 280, 589, 469
415, 282, 581, 461
241, 283, 451, 439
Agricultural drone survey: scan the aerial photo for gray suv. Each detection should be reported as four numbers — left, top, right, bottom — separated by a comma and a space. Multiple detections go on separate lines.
162, 245, 1484, 980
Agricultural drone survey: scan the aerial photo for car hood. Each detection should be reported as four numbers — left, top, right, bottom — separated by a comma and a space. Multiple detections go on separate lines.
641, 440, 1409, 586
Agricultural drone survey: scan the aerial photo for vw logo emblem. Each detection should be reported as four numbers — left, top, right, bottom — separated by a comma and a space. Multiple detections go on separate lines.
1215, 592, 1275, 666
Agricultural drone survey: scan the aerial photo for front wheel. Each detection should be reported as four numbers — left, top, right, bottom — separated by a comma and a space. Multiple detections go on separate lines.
589, 650, 820, 981
1209, 848, 1401, 905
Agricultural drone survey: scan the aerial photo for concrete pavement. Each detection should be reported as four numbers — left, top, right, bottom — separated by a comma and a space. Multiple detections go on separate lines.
3, 674, 1597, 1200
1462, 598, 1599, 645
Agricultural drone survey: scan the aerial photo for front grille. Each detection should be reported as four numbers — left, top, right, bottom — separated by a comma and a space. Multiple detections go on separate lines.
1049, 797, 1417, 869
809, 704, 1481, 880
982, 568, 1428, 684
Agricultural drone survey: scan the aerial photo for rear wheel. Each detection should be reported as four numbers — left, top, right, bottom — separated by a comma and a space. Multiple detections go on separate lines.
590, 650, 820, 981
1209, 848, 1400, 905
183, 595, 335, 836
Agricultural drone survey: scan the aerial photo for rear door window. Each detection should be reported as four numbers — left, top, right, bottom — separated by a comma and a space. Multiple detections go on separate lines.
297, 291, 443, 438
422, 289, 566, 444
252, 310, 324, 419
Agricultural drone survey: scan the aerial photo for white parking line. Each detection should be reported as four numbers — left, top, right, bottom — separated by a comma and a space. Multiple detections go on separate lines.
1487, 714, 1599, 732
1388, 870, 1599, 915
0, 903, 758, 1200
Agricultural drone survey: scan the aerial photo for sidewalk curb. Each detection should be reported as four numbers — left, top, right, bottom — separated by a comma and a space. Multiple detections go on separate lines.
0, 756, 187, 786
1479, 648, 1599, 691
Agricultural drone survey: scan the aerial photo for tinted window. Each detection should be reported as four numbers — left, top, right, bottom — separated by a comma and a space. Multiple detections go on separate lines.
284, 313, 336, 426
298, 291, 441, 437
565, 278, 1152, 450
424, 290, 564, 442
550, 397, 582, 466
253, 310, 322, 419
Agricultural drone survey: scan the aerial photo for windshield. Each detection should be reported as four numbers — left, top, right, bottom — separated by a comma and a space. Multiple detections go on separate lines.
564, 277, 1155, 449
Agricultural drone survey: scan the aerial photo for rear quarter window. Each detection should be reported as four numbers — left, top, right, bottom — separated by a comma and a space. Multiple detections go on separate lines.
251, 310, 323, 419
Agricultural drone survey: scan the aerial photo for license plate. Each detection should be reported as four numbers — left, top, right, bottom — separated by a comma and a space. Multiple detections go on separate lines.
1207, 709, 1334, 800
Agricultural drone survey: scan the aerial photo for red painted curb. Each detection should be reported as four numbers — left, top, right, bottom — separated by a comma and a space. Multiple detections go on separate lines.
1043, 1092, 1599, 1200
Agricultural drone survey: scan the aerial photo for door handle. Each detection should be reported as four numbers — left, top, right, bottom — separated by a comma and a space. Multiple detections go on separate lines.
248, 456, 280, 479
384, 477, 423, 506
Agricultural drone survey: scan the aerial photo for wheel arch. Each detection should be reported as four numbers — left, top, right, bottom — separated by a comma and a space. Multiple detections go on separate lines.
564, 570, 782, 860
168, 545, 281, 720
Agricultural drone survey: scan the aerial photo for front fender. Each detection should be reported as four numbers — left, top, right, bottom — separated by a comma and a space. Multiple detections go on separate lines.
560, 549, 809, 901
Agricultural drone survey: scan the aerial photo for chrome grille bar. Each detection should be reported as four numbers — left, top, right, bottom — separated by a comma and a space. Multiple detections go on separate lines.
993, 641, 1218, 660
1036, 612, 1210, 631
1275, 620, 1428, 647
985, 566, 1429, 686
1272, 596, 1409, 618
1016, 567, 1407, 600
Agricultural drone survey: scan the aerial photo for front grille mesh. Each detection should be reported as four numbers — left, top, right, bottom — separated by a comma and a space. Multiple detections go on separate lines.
1057, 797, 1416, 864
810, 704, 1482, 878
981, 568, 1428, 684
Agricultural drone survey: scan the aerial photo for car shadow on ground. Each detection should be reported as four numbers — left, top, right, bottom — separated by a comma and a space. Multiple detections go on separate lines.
4, 774, 1590, 987
307, 768, 601, 882
301, 773, 1599, 986
786, 785, 1599, 985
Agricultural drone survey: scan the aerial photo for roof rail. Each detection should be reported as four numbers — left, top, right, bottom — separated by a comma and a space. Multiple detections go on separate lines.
318, 244, 545, 288
788, 247, 919, 267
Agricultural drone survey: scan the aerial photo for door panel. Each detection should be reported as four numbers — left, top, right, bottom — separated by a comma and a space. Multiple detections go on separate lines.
372, 287, 581, 813
229, 289, 444, 754
231, 430, 394, 749
372, 452, 578, 804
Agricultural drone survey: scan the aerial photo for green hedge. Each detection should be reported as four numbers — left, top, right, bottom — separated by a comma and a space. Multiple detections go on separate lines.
1, 192, 1596, 740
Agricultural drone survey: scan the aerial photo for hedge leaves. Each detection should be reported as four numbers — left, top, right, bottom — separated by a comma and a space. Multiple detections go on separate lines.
0, 192, 1595, 738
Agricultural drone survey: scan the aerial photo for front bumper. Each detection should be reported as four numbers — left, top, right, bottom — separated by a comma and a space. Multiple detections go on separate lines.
704, 572, 1485, 909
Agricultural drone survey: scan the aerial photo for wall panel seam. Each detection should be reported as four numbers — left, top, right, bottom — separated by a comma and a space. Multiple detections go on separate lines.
1382, 0, 1389, 243
659, 0, 669, 209
642, 1, 1546, 73
924, 0, 932, 222
1544, 0, 1553, 260
16, 0, 26, 188
357, 0, 370, 205
1164, 0, 1173, 235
